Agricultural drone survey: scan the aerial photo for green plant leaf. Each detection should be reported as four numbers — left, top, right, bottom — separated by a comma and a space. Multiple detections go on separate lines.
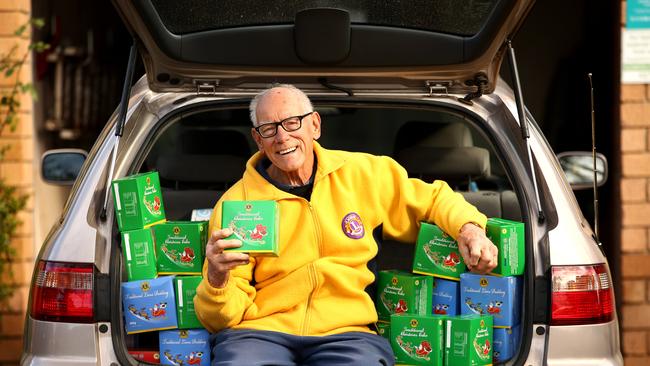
13, 25, 27, 37
0, 18, 46, 304
31, 18, 45, 29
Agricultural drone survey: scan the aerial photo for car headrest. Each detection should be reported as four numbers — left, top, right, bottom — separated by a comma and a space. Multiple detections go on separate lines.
394, 121, 473, 153
417, 123, 473, 148
157, 153, 247, 183
395, 146, 490, 179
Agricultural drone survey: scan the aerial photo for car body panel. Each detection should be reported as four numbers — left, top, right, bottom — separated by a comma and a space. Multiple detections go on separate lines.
112, 0, 535, 94
546, 322, 623, 366
21, 320, 105, 365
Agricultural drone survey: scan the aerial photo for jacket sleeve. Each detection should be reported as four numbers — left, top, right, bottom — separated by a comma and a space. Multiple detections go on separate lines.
376, 155, 487, 242
193, 196, 258, 333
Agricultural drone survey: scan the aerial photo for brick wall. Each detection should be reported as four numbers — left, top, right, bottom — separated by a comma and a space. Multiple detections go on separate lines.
0, 1, 34, 365
620, 82, 650, 364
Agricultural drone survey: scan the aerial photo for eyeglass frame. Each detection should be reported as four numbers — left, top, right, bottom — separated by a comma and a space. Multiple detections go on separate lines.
253, 112, 314, 138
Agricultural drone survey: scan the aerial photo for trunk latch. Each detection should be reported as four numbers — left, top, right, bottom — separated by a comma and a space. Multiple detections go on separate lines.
195, 80, 220, 95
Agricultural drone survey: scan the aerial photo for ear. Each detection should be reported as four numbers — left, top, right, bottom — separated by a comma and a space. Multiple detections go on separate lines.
251, 128, 264, 151
311, 111, 322, 140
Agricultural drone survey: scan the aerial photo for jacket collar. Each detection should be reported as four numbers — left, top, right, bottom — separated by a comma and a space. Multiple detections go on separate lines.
241, 141, 346, 200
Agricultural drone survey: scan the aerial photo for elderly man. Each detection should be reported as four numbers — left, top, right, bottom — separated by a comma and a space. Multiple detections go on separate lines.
194, 84, 498, 365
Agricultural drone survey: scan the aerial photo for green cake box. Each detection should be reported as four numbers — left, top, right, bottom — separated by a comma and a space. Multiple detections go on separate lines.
390, 314, 445, 366
154, 221, 207, 275
486, 218, 525, 276
221, 200, 279, 256
445, 315, 493, 366
377, 321, 391, 341
175, 276, 204, 329
412, 222, 466, 281
112, 171, 166, 232
122, 228, 158, 281
376, 270, 433, 321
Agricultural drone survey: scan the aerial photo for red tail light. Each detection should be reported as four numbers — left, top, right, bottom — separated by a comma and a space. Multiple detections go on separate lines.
551, 263, 614, 326
30, 261, 94, 323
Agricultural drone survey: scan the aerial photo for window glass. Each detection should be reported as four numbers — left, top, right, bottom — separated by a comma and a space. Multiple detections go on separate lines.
151, 0, 500, 36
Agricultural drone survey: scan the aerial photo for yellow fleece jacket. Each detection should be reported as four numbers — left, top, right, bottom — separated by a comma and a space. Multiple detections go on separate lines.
194, 142, 487, 336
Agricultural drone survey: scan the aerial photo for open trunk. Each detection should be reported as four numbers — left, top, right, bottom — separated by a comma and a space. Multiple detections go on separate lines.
111, 96, 534, 365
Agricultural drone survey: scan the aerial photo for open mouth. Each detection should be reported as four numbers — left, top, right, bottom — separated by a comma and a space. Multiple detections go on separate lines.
278, 147, 297, 155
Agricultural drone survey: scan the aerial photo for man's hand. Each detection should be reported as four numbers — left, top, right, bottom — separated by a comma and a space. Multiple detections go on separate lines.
205, 228, 250, 288
457, 223, 498, 274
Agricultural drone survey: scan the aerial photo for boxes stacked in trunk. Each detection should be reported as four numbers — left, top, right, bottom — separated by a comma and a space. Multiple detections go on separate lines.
115, 171, 210, 365
377, 218, 525, 365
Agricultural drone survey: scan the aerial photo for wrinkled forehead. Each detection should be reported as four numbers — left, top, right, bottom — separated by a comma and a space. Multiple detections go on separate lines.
256, 88, 306, 121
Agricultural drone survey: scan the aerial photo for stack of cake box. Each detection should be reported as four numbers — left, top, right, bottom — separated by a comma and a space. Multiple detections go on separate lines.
377, 218, 525, 365
114, 171, 210, 366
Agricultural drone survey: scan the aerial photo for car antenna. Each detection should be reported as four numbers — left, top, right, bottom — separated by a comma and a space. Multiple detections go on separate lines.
100, 42, 138, 220
588, 73, 600, 243
506, 40, 545, 223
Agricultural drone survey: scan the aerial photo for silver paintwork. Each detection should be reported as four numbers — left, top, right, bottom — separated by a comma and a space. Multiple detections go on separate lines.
21, 320, 118, 365
546, 321, 623, 366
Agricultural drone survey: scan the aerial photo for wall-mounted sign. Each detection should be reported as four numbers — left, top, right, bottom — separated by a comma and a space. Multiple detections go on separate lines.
627, 0, 650, 29
623, 1, 650, 83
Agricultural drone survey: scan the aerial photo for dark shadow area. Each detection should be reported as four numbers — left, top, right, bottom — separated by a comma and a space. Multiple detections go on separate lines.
502, 0, 621, 319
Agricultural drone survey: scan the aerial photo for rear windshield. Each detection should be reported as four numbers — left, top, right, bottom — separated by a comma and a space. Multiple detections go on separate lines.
150, 0, 502, 36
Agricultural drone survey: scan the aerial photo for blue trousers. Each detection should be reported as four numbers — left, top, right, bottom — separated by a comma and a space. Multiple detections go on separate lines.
210, 329, 395, 366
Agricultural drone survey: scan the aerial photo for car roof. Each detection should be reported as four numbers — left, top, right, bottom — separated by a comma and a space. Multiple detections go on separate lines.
113, 0, 534, 94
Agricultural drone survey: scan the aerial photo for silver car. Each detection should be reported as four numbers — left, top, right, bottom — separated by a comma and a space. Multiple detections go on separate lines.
22, 0, 622, 365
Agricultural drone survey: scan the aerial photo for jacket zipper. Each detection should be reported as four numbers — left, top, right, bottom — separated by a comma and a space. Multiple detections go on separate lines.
302, 201, 322, 335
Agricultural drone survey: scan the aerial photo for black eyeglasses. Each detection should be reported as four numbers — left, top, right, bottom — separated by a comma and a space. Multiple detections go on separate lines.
254, 112, 314, 138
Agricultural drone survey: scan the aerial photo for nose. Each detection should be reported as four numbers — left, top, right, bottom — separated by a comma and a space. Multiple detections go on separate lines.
274, 124, 290, 142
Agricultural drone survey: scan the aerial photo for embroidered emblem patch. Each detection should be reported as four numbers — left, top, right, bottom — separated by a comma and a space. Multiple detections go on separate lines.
342, 212, 364, 239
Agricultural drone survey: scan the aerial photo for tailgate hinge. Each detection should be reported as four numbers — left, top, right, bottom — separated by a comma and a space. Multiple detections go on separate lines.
459, 73, 489, 105
195, 80, 220, 95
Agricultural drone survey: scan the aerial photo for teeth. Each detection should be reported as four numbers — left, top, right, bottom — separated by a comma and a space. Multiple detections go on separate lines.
279, 147, 297, 155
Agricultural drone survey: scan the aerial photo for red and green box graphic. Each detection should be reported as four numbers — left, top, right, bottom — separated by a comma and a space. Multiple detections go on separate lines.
221, 200, 279, 256
175, 276, 203, 329
390, 314, 445, 365
122, 228, 158, 281
413, 222, 466, 280
112, 171, 166, 231
154, 221, 207, 275
445, 315, 493, 366
376, 270, 433, 321
486, 218, 525, 276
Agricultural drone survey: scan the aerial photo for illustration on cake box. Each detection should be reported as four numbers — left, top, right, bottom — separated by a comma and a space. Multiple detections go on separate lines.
412, 222, 466, 280
460, 273, 522, 328
159, 329, 211, 366
121, 276, 178, 334
112, 171, 166, 231
221, 200, 279, 256
376, 270, 433, 321
154, 221, 207, 275
390, 314, 445, 365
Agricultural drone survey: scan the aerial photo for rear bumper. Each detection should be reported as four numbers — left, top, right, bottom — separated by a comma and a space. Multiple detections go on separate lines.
21, 317, 119, 366
546, 320, 623, 366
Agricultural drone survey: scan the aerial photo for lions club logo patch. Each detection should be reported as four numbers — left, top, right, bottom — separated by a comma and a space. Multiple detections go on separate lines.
342, 212, 364, 239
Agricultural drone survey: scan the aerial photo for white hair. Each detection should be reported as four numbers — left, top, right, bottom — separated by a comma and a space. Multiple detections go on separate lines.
249, 84, 313, 126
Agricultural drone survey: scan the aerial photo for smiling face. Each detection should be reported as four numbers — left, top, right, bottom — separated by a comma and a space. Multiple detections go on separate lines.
251, 87, 321, 185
